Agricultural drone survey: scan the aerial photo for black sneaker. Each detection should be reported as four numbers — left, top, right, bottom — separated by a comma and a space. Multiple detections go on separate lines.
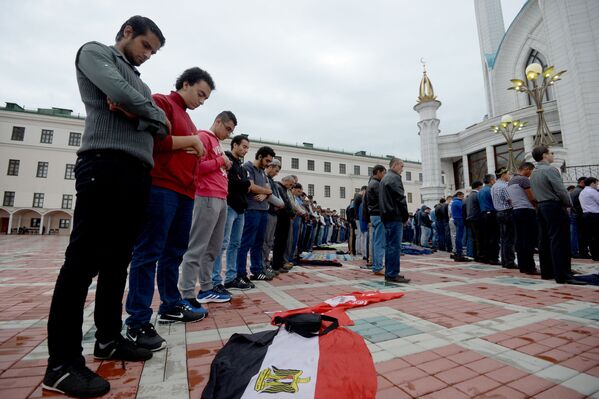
43, 363, 110, 398
385, 276, 411, 284
158, 301, 207, 324
224, 277, 253, 290
126, 323, 166, 352
241, 276, 256, 288
213, 284, 233, 296
93, 336, 152, 361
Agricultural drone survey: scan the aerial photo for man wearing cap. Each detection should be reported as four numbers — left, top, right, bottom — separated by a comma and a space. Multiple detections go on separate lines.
491, 167, 517, 269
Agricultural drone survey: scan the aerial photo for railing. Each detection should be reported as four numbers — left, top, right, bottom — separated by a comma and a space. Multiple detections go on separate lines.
562, 164, 599, 183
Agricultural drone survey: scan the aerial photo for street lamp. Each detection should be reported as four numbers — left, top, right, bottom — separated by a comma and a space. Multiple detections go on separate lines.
508, 63, 566, 146
491, 114, 527, 173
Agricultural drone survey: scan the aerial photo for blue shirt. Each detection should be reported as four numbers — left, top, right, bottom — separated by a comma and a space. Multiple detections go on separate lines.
479, 185, 496, 212
450, 198, 463, 219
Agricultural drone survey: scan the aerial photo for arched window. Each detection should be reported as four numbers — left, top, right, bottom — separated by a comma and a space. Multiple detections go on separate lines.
524, 49, 552, 105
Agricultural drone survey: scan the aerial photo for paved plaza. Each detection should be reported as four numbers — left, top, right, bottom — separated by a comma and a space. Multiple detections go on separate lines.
0, 236, 598, 398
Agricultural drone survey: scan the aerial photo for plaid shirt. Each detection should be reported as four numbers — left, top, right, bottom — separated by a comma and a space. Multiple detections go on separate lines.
491, 180, 512, 211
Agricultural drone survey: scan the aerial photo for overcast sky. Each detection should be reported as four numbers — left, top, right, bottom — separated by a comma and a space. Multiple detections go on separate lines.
1, 0, 524, 161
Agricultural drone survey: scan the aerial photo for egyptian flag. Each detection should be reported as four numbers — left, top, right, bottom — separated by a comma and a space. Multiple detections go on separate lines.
201, 291, 404, 399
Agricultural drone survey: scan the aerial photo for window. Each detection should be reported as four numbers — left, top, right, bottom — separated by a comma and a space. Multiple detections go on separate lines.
40, 129, 53, 144
62, 194, 73, 209
368, 167, 373, 176
69, 132, 82, 146
408, 192, 413, 203
525, 49, 552, 105
59, 219, 70, 229
354, 165, 360, 175
468, 149, 487, 184
3, 191, 15, 207
340, 187, 346, 199
406, 171, 412, 181
442, 175, 446, 185
419, 173, 423, 182
324, 185, 331, 198
308, 184, 315, 196
37, 161, 49, 178
307, 160, 315, 171
324, 162, 331, 173
339, 163, 346, 174
64, 164, 75, 180
494, 139, 525, 171
30, 218, 41, 228
291, 158, 299, 169
33, 193, 44, 208
7, 159, 20, 176
11, 126, 25, 141
453, 158, 464, 189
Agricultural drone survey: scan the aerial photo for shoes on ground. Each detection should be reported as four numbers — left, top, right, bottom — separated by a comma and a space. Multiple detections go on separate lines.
523, 270, 541, 275
213, 284, 233, 296
197, 289, 232, 303
241, 276, 256, 288
159, 301, 207, 324
557, 279, 588, 285
224, 277, 253, 290
43, 362, 110, 398
126, 323, 166, 351
250, 273, 273, 281
454, 256, 472, 262
373, 271, 385, 276
93, 335, 152, 361
384, 276, 411, 283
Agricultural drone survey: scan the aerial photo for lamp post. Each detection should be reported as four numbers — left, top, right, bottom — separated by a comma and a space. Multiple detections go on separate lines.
491, 114, 527, 173
508, 63, 566, 147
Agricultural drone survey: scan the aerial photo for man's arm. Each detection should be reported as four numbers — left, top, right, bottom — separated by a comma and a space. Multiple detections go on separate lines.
547, 168, 572, 207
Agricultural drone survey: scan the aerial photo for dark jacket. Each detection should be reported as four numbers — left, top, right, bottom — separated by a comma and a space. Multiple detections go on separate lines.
570, 186, 584, 216
366, 177, 382, 216
379, 170, 409, 222
225, 151, 251, 214
275, 182, 295, 218
421, 212, 432, 228
465, 190, 482, 221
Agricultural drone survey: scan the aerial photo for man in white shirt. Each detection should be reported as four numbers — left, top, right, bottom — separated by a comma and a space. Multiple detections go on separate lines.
579, 177, 599, 261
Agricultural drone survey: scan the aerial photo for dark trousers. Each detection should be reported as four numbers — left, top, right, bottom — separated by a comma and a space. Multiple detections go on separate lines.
482, 212, 500, 262
436, 220, 446, 251
576, 214, 591, 256
583, 213, 599, 260
47, 151, 151, 367
537, 201, 571, 282
469, 219, 484, 261
272, 214, 291, 269
496, 209, 516, 268
513, 208, 537, 273
349, 226, 356, 255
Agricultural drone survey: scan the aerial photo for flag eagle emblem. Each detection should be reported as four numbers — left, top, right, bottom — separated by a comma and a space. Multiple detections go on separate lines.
254, 365, 311, 394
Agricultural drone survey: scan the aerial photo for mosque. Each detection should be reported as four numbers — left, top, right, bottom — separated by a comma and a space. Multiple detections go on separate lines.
415, 0, 599, 206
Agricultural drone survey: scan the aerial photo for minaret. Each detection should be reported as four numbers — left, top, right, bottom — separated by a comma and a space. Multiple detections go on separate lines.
414, 63, 445, 208
474, 0, 506, 118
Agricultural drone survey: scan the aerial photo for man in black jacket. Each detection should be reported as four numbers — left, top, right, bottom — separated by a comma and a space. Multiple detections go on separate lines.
272, 176, 296, 272
570, 176, 590, 258
466, 181, 485, 262
367, 165, 387, 274
379, 158, 410, 283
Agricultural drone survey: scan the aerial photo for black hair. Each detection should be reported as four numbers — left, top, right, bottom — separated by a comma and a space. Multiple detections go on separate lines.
361, 185, 368, 191
483, 174, 495, 185
439, 198, 446, 203
584, 177, 597, 186
255, 146, 276, 160
532, 145, 549, 162
372, 165, 386, 175
455, 191, 464, 197
231, 134, 249, 149
293, 183, 303, 190
577, 176, 587, 184
216, 110, 237, 126
471, 180, 483, 189
567, 185, 576, 191
175, 67, 215, 90
116, 16, 165, 46
518, 162, 535, 171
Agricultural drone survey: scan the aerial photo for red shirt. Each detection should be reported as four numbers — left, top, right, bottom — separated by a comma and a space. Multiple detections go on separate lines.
151, 92, 198, 199
195, 130, 228, 199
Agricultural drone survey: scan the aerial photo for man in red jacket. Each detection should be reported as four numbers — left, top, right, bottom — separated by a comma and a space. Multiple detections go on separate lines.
125, 67, 214, 352
179, 111, 237, 305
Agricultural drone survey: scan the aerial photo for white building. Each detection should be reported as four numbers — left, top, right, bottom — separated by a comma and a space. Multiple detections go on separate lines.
420, 0, 599, 193
0, 103, 422, 235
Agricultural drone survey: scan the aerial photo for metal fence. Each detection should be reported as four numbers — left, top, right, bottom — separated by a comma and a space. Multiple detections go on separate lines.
562, 164, 599, 183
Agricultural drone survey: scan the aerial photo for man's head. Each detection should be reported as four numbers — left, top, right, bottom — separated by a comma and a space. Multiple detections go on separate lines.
360, 185, 367, 194
532, 145, 554, 163
577, 176, 587, 188
266, 158, 281, 177
567, 185, 576, 192
439, 198, 446, 204
372, 164, 386, 180
255, 146, 275, 169
230, 134, 249, 158
483, 173, 496, 186
281, 175, 295, 190
389, 157, 404, 173
584, 177, 598, 189
495, 167, 510, 181
292, 183, 303, 196
455, 191, 465, 200
115, 16, 165, 66
211, 111, 237, 140
176, 67, 215, 109
518, 162, 535, 177
446, 195, 453, 202
471, 180, 483, 190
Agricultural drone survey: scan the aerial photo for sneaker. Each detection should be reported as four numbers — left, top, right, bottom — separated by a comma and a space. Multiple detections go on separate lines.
250, 272, 273, 281
126, 323, 166, 351
224, 277, 253, 290
241, 276, 256, 288
94, 336, 152, 361
213, 284, 233, 296
384, 276, 411, 284
159, 301, 207, 324
265, 267, 279, 277
43, 363, 110, 398
197, 289, 231, 303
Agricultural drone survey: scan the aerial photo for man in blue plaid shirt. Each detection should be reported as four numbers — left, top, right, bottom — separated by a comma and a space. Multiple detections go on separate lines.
492, 167, 517, 269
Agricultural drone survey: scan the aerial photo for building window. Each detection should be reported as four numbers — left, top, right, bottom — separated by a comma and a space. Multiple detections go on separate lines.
354, 165, 360, 175
307, 160, 315, 171
11, 126, 25, 141
408, 192, 413, 203
69, 132, 82, 146
340, 187, 346, 199
419, 173, 423, 182
64, 164, 75, 180
406, 171, 412, 181
40, 129, 54, 144
33, 193, 44, 208
468, 148, 487, 184
31, 218, 41, 228
308, 184, 315, 196
291, 158, 299, 169
324, 161, 331, 173
494, 139, 525, 172
3, 191, 15, 207
368, 167, 374, 176
62, 194, 73, 209
59, 219, 70, 229
339, 163, 346, 174
7, 159, 20, 176
525, 49, 552, 105
37, 161, 49, 178
453, 158, 464, 190
441, 175, 446, 185
324, 185, 331, 198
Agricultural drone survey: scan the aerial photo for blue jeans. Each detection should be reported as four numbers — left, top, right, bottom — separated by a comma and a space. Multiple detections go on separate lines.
570, 214, 579, 256
371, 216, 386, 272
213, 206, 245, 285
454, 219, 465, 256
436, 221, 446, 251
289, 216, 301, 261
421, 226, 432, 248
465, 225, 474, 257
237, 210, 268, 277
126, 186, 193, 328
383, 220, 403, 278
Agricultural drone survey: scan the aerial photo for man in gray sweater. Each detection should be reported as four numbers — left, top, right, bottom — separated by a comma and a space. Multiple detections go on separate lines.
43, 16, 170, 398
